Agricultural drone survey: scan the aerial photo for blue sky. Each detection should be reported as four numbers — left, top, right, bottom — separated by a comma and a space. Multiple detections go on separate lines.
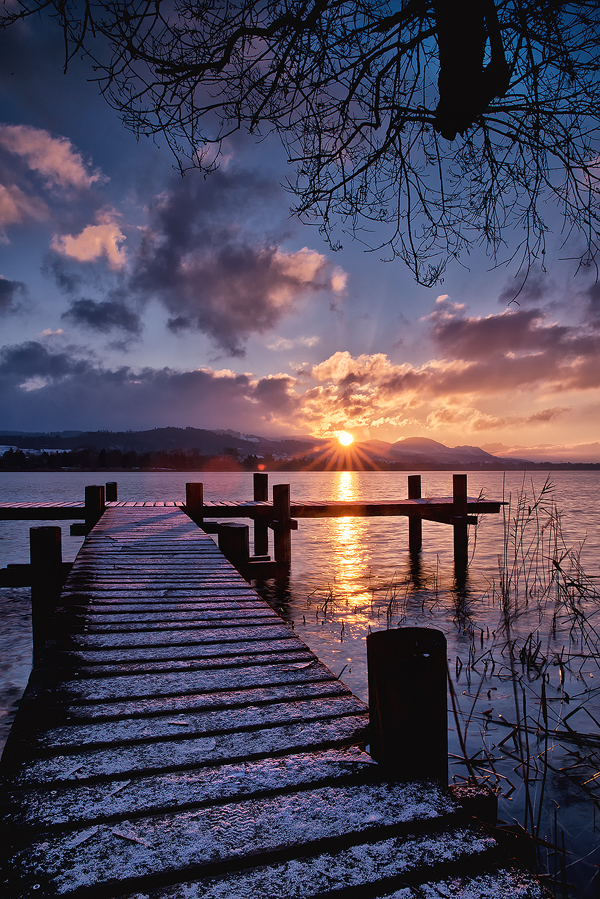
1, 14, 600, 461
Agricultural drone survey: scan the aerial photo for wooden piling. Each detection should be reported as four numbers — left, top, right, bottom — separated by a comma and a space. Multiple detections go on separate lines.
367, 627, 448, 783
84, 485, 105, 531
105, 481, 118, 502
185, 482, 204, 525
272, 483, 292, 572
29, 526, 63, 659
452, 474, 469, 572
218, 522, 250, 569
253, 472, 269, 556
407, 474, 422, 554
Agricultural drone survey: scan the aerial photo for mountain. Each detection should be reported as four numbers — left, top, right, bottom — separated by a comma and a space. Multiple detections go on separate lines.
388, 437, 498, 465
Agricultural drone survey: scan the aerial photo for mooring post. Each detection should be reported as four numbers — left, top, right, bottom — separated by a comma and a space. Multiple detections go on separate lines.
218, 523, 250, 570
407, 474, 422, 554
85, 485, 105, 532
105, 481, 118, 502
453, 474, 468, 571
367, 627, 448, 783
253, 472, 269, 557
272, 483, 292, 572
30, 526, 63, 659
185, 482, 204, 525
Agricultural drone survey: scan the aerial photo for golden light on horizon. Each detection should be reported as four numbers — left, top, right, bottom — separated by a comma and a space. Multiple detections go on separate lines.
337, 431, 354, 446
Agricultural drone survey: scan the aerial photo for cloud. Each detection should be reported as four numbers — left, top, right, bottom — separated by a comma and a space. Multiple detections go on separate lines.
51, 210, 127, 268
0, 124, 102, 190
267, 335, 320, 351
0, 276, 27, 314
61, 299, 142, 335
498, 268, 552, 307
0, 340, 299, 432
425, 298, 600, 392
0, 182, 47, 229
129, 170, 347, 356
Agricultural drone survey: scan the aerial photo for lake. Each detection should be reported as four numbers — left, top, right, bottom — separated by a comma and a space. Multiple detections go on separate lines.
1, 469, 599, 897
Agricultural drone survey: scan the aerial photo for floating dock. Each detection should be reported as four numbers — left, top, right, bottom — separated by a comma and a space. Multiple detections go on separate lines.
0, 503, 545, 898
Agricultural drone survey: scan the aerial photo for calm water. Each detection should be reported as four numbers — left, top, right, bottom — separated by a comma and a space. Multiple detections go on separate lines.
1, 469, 599, 896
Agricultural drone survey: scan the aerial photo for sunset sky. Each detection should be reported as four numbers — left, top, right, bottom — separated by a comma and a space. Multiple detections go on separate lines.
1, 16, 599, 461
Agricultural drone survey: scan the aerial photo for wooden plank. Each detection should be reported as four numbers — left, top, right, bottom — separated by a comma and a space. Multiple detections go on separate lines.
2, 747, 377, 829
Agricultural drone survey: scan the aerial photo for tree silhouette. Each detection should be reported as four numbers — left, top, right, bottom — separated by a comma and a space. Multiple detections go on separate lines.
3, 1, 599, 284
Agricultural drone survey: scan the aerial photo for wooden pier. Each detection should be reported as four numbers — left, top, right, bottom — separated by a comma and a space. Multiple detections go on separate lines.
0, 500, 545, 898
0, 473, 504, 577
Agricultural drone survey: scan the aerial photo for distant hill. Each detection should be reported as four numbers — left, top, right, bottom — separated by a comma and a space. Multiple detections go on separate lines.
388, 437, 499, 465
0, 427, 328, 458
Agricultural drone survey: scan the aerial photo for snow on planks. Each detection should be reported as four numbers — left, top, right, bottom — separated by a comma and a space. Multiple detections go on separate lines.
0, 506, 544, 899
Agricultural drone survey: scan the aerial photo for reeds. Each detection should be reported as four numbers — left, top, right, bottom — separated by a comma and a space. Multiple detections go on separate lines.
448, 477, 600, 898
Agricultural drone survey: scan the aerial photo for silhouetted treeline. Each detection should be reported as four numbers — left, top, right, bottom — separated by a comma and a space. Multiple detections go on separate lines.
0, 446, 278, 472
2, 445, 599, 473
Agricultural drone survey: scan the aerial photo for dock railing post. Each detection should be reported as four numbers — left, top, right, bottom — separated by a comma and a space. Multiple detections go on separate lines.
85, 485, 105, 531
105, 481, 118, 502
185, 482, 204, 525
30, 526, 63, 659
273, 484, 292, 574
453, 474, 468, 572
253, 472, 269, 557
367, 627, 448, 783
407, 475, 422, 554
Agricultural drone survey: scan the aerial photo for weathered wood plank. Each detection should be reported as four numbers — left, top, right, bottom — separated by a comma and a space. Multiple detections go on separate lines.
2, 747, 377, 829
8, 714, 368, 784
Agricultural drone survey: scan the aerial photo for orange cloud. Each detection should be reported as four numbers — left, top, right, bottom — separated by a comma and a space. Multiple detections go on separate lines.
51, 211, 127, 269
0, 183, 47, 229
0, 124, 103, 190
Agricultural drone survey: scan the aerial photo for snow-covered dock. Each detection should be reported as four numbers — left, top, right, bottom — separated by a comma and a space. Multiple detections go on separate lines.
0, 505, 544, 898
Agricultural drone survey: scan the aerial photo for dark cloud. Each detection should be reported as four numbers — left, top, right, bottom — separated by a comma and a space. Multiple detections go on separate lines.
0, 277, 27, 314
44, 257, 84, 295
498, 268, 553, 306
252, 376, 299, 416
129, 170, 343, 356
62, 298, 142, 335
429, 302, 600, 367
0, 340, 297, 432
586, 281, 600, 325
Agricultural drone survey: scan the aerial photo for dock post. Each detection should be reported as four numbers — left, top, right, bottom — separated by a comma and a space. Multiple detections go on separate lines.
253, 472, 269, 557
273, 484, 292, 574
30, 526, 63, 659
185, 482, 204, 525
85, 485, 105, 531
218, 523, 250, 570
105, 481, 118, 502
367, 627, 448, 783
407, 475, 422, 554
453, 474, 468, 572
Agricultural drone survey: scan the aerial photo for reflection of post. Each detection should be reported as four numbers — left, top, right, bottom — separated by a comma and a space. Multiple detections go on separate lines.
30, 526, 63, 660
273, 483, 292, 573
186, 482, 204, 526
85, 485, 105, 532
253, 472, 269, 557
407, 474, 422, 554
453, 474, 468, 573
367, 627, 447, 783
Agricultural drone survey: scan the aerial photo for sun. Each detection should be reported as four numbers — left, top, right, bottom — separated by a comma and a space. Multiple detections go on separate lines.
337, 431, 354, 446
